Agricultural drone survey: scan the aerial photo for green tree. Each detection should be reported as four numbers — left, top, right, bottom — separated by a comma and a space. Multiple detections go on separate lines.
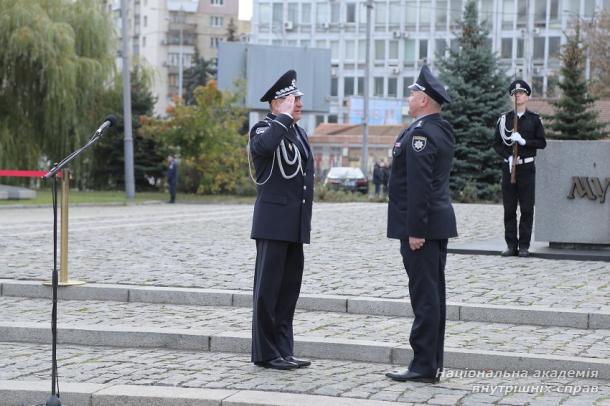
0, 0, 114, 172
142, 81, 249, 194
87, 66, 165, 190
226, 18, 239, 42
183, 50, 217, 105
544, 24, 607, 140
436, 0, 508, 201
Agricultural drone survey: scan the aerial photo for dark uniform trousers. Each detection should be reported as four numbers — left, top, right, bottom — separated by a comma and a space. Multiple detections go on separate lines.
400, 239, 447, 377
252, 239, 304, 362
501, 162, 535, 250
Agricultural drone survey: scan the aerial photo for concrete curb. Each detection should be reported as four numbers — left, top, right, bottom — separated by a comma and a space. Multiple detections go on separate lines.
1, 279, 607, 329
0, 380, 401, 406
1, 322, 609, 379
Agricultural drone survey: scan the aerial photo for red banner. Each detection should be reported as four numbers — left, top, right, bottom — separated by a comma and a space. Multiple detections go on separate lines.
0, 170, 61, 178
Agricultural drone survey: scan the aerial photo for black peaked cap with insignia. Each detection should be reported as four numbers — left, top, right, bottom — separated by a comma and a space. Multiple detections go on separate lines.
508, 79, 531, 96
260, 69, 304, 102
408, 65, 451, 105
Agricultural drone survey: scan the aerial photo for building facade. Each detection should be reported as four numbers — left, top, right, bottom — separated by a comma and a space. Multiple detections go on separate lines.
250, 0, 609, 125
105, 0, 248, 116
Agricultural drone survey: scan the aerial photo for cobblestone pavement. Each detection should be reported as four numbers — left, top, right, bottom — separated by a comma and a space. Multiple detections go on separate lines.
2, 297, 610, 360
1, 342, 608, 405
1, 203, 609, 311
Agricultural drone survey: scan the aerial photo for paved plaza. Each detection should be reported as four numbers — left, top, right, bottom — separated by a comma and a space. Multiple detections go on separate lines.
0, 202, 609, 405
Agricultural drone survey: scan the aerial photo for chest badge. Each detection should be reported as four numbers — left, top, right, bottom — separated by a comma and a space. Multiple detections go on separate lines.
412, 135, 427, 152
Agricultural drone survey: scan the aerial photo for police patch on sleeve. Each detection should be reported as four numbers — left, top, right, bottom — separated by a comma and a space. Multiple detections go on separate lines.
255, 127, 267, 135
412, 135, 427, 152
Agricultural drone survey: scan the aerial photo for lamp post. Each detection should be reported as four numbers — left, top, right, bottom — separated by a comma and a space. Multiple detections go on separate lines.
121, 0, 135, 200
361, 0, 373, 178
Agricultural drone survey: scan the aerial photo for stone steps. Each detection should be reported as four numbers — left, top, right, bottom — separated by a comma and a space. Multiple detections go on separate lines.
1, 292, 609, 378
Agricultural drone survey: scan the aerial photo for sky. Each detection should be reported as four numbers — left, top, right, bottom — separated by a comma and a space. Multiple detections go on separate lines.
238, 0, 252, 21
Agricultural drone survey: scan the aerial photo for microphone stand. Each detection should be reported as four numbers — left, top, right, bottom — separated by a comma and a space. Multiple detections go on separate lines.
38, 128, 108, 406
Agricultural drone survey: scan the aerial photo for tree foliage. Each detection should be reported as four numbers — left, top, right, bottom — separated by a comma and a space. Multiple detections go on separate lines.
436, 0, 508, 201
141, 81, 249, 194
544, 24, 608, 140
183, 49, 216, 106
0, 0, 115, 171
87, 66, 165, 191
582, 10, 610, 98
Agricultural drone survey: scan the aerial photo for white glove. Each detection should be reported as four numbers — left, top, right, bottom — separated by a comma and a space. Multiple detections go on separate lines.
510, 132, 526, 146
508, 156, 513, 174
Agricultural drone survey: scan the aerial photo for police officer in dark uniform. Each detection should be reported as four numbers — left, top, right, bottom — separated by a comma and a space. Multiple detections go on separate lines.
248, 70, 313, 370
386, 65, 457, 383
167, 155, 178, 203
493, 80, 546, 258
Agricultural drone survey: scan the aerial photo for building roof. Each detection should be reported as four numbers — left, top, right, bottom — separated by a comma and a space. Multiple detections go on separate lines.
310, 123, 404, 146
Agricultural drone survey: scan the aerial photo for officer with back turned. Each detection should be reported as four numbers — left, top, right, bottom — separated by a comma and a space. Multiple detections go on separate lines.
248, 70, 313, 370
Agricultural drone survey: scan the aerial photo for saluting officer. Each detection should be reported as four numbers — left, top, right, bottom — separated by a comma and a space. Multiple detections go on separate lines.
248, 70, 313, 370
493, 80, 546, 258
386, 65, 457, 383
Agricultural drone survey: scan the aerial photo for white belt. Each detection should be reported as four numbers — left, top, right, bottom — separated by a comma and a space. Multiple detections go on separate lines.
504, 157, 534, 165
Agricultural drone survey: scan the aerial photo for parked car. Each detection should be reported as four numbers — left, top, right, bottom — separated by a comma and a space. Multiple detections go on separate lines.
324, 167, 369, 194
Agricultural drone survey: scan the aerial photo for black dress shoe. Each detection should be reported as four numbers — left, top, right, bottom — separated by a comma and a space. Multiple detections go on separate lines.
385, 368, 439, 383
500, 247, 518, 257
254, 357, 298, 370
518, 248, 530, 257
284, 355, 311, 368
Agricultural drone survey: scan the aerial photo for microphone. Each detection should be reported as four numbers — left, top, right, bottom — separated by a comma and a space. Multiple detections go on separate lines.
95, 114, 118, 136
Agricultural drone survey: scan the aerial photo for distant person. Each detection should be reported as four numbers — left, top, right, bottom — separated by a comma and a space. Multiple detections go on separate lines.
248, 70, 313, 370
493, 80, 546, 258
386, 65, 457, 383
382, 160, 390, 196
166, 155, 178, 204
373, 161, 383, 197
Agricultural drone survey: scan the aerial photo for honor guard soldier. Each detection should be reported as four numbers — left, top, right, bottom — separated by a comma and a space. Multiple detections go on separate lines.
493, 80, 546, 258
386, 65, 457, 383
248, 70, 313, 370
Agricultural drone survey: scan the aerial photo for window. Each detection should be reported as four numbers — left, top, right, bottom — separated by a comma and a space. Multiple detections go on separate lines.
375, 2, 387, 25
548, 37, 560, 59
480, 0, 493, 26
331, 2, 340, 23
403, 77, 414, 98
301, 39, 310, 47
210, 16, 224, 27
584, 0, 595, 17
143, 15, 147, 27
405, 1, 416, 28
534, 0, 547, 26
357, 77, 364, 96
517, 0, 526, 27
346, 2, 356, 23
450, 0, 463, 26
419, 0, 431, 30
331, 77, 338, 96
330, 40, 340, 59
374, 77, 384, 96
302, 3, 311, 23
259, 3, 271, 25
419, 39, 428, 60
404, 39, 416, 64
317, 2, 330, 24
501, 38, 512, 58
532, 76, 543, 95
516, 38, 524, 58
435, 39, 447, 57
436, 0, 448, 29
272, 3, 283, 29
388, 78, 397, 97
344, 77, 355, 96
345, 40, 356, 59
375, 40, 385, 60
389, 2, 401, 25
142, 36, 146, 47
358, 40, 366, 62
389, 40, 399, 59
288, 3, 298, 24
210, 0, 223, 5
210, 37, 222, 48
168, 74, 178, 87
503, 0, 514, 29
533, 37, 545, 60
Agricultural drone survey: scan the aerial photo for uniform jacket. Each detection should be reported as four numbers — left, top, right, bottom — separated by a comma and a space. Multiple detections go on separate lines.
250, 112, 314, 244
387, 113, 457, 240
167, 160, 177, 186
493, 109, 546, 159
